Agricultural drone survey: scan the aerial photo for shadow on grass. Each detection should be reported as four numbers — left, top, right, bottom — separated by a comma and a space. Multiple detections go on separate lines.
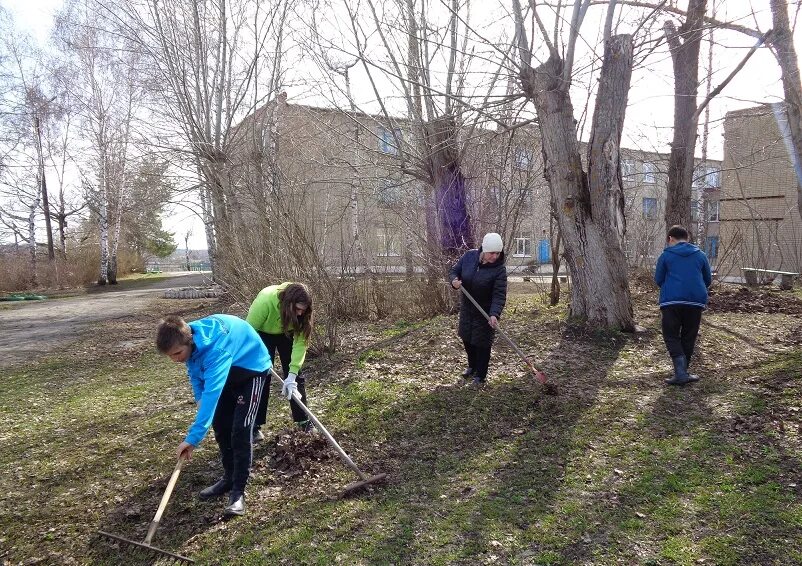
701, 318, 776, 355
523, 348, 802, 566
261, 323, 630, 565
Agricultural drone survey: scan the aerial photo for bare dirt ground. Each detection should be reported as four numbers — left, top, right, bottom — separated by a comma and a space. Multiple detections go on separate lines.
0, 273, 210, 369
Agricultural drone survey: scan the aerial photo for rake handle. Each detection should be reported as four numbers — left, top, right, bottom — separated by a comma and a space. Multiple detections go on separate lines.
270, 368, 368, 481
458, 285, 547, 384
144, 457, 184, 545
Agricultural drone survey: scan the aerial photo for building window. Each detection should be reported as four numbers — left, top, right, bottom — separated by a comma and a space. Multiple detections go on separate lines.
691, 200, 700, 222
621, 159, 636, 184
378, 126, 402, 155
704, 167, 721, 189
514, 147, 533, 169
376, 227, 401, 256
376, 178, 402, 207
706, 200, 720, 222
642, 197, 658, 219
705, 236, 719, 259
642, 162, 656, 184
514, 237, 532, 257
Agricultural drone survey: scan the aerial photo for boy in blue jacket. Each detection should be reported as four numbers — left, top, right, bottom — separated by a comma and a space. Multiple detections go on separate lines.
157, 314, 271, 516
654, 225, 713, 385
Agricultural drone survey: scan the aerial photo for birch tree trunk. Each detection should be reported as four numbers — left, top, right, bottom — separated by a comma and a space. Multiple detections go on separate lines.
32, 115, 55, 260
769, 0, 802, 221
27, 190, 40, 287
108, 194, 122, 284
98, 163, 109, 285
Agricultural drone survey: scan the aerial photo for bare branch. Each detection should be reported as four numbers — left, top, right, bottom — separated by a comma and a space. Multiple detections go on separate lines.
693, 29, 773, 123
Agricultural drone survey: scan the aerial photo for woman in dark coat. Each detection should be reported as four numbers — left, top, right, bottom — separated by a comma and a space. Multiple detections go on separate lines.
448, 232, 508, 386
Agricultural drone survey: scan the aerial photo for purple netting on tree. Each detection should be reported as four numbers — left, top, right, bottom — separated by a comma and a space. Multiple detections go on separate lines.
437, 165, 475, 256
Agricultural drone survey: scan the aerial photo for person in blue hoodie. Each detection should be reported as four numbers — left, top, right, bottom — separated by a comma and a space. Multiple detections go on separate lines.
156, 314, 271, 516
654, 225, 713, 385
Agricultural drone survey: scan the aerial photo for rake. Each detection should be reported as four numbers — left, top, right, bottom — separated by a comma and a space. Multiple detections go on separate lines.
458, 285, 558, 395
270, 368, 387, 496
98, 457, 194, 564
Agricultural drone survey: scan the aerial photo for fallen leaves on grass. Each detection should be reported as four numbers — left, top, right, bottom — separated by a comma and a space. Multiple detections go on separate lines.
708, 285, 802, 314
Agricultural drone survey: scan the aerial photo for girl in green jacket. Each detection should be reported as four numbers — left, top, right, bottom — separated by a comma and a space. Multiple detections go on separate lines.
246, 282, 314, 438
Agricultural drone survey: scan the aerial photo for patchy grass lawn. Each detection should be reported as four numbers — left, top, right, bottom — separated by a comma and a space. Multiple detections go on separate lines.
0, 285, 801, 565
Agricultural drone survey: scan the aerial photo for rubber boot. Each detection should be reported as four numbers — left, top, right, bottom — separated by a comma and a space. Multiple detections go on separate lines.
199, 478, 233, 500
685, 355, 700, 382
224, 491, 245, 516
665, 355, 692, 386
253, 427, 265, 442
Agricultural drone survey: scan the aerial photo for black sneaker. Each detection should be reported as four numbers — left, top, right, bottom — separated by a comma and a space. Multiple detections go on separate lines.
461, 367, 474, 379
199, 479, 232, 500
253, 427, 265, 442
469, 376, 486, 388
296, 420, 312, 432
224, 492, 245, 516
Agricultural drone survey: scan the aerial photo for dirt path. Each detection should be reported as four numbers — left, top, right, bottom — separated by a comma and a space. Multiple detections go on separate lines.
0, 273, 210, 369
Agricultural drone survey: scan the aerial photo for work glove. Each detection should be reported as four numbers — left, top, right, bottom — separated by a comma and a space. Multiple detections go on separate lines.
281, 372, 298, 400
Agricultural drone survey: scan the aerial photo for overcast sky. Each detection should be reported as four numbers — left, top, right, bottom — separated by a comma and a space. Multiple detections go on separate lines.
3, 0, 800, 250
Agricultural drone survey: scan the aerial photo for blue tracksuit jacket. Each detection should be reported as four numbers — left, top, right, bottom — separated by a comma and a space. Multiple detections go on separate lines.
184, 315, 271, 446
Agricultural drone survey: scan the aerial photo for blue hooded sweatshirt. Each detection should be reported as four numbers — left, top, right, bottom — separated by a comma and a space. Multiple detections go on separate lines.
184, 314, 271, 446
654, 242, 713, 309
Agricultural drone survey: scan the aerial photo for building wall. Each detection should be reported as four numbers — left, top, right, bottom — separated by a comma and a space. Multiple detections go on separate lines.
719, 105, 802, 279
229, 98, 721, 275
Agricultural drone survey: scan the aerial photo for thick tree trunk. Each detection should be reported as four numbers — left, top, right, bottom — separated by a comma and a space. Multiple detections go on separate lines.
520, 37, 635, 330
664, 0, 707, 234
770, 0, 802, 221
424, 115, 475, 260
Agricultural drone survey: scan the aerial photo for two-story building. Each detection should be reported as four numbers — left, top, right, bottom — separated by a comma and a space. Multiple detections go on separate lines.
226, 94, 721, 276
718, 104, 802, 280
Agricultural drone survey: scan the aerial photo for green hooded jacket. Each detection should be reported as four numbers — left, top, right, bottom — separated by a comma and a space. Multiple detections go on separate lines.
245, 282, 308, 374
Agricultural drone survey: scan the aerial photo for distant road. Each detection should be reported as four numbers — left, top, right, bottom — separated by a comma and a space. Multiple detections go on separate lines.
0, 273, 210, 369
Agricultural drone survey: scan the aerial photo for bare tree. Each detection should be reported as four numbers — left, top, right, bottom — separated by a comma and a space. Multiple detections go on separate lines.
513, 0, 635, 330
98, 0, 291, 282
0, 29, 47, 285
56, 2, 143, 285
335, 0, 488, 263
663, 0, 706, 233
769, 0, 802, 221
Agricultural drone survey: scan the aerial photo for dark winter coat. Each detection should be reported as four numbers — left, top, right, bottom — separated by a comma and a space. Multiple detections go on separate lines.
654, 242, 712, 309
448, 248, 508, 348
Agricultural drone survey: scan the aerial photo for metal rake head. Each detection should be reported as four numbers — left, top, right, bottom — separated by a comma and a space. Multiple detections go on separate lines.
97, 530, 195, 564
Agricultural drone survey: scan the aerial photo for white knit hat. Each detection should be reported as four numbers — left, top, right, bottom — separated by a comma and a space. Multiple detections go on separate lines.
481, 232, 503, 253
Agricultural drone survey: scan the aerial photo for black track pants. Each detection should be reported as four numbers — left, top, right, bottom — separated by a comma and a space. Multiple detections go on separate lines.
212, 370, 266, 493
254, 332, 308, 426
